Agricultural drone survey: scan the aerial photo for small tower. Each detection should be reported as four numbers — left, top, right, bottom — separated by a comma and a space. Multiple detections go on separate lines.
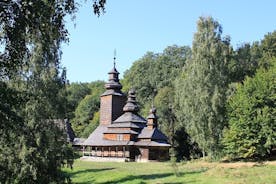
123, 89, 139, 113
147, 106, 158, 129
100, 57, 126, 125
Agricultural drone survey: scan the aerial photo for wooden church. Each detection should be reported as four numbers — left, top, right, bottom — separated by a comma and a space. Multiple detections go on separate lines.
81, 62, 170, 162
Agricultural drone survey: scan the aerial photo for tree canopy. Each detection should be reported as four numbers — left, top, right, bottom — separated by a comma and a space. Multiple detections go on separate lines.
0, 0, 106, 182
175, 17, 230, 158
70, 81, 105, 137
223, 60, 276, 159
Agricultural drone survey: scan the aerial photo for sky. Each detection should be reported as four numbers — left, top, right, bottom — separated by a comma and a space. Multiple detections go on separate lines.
61, 0, 276, 83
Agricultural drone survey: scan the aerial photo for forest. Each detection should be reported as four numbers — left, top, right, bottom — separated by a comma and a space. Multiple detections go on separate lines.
0, 0, 275, 183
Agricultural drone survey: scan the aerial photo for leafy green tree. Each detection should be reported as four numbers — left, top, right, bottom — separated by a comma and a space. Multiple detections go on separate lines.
175, 17, 230, 158
261, 31, 276, 59
82, 111, 100, 138
227, 31, 276, 84
72, 94, 99, 135
0, 0, 106, 182
223, 61, 276, 159
228, 43, 261, 83
0, 40, 74, 183
87, 80, 105, 97
66, 82, 91, 119
259, 31, 276, 69
154, 86, 176, 144
71, 81, 104, 136
122, 45, 191, 116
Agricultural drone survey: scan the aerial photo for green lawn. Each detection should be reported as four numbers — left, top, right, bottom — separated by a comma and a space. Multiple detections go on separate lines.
63, 159, 276, 184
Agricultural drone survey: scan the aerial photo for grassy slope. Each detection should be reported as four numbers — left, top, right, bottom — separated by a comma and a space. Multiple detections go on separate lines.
63, 160, 276, 184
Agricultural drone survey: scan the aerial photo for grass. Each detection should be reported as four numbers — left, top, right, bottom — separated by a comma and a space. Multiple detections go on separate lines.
63, 159, 276, 184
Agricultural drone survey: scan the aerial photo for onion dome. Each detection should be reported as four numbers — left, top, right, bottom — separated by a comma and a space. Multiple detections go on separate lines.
123, 89, 139, 113
104, 66, 122, 90
147, 106, 157, 119
101, 57, 125, 97
147, 106, 158, 129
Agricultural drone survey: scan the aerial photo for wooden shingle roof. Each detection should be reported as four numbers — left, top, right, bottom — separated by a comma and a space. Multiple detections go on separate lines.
83, 125, 135, 146
138, 128, 168, 141
113, 112, 146, 124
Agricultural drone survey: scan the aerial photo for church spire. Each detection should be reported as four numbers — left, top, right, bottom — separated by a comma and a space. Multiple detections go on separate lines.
100, 54, 126, 125
113, 49, 116, 68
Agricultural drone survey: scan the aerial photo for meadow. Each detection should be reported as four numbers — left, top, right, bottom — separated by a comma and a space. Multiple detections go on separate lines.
63, 159, 276, 184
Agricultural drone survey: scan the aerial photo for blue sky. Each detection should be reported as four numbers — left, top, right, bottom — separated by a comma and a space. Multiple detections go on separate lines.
61, 0, 276, 83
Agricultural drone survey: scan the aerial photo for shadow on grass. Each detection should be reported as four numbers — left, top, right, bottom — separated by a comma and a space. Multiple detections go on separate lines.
184, 168, 209, 175
66, 167, 208, 184
100, 169, 208, 184
76, 180, 96, 184
101, 173, 172, 184
70, 168, 114, 177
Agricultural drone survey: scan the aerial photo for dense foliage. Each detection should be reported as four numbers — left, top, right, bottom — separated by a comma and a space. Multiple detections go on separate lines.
66, 83, 91, 119
70, 81, 105, 137
0, 0, 106, 183
120, 19, 275, 160
175, 17, 230, 158
223, 59, 276, 159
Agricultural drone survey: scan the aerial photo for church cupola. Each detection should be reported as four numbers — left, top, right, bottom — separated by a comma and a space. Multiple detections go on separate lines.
104, 65, 122, 91
104, 54, 122, 92
123, 89, 139, 113
99, 56, 126, 125
147, 106, 158, 129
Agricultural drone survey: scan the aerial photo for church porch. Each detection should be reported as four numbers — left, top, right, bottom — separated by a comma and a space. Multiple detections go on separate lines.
81, 145, 131, 160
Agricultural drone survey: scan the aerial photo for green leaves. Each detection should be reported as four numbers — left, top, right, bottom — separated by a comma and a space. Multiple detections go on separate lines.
223, 61, 276, 159
122, 46, 191, 115
69, 81, 105, 137
0, 1, 107, 183
175, 17, 229, 158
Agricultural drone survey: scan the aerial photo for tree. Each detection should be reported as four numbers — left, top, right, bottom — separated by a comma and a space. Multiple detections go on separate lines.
175, 17, 230, 158
261, 31, 276, 59
223, 59, 276, 159
154, 86, 176, 144
227, 43, 261, 83
0, 39, 75, 183
82, 111, 100, 138
72, 94, 100, 136
66, 82, 91, 119
0, 0, 106, 182
71, 81, 104, 137
122, 45, 191, 116
259, 31, 276, 69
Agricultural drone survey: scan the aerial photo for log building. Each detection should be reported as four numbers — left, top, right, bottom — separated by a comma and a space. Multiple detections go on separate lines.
81, 63, 170, 162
